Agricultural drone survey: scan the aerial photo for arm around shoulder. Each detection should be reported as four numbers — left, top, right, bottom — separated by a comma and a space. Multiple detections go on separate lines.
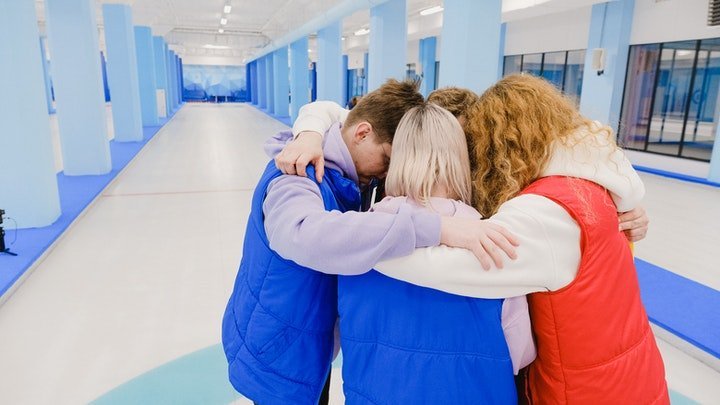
374, 195, 581, 298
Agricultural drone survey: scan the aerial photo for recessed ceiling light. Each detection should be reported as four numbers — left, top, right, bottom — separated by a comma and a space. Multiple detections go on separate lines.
203, 44, 231, 49
218, 28, 224, 33
223, 5, 232, 13
420, 6, 443, 16
220, 18, 227, 25
308, 48, 313, 52
342, 36, 346, 41
354, 28, 370, 36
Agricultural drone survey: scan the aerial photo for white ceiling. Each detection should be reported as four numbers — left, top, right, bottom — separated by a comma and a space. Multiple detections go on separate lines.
33, 0, 610, 62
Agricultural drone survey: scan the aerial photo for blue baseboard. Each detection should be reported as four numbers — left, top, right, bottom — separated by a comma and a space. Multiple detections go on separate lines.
0, 112, 177, 299
633, 165, 720, 188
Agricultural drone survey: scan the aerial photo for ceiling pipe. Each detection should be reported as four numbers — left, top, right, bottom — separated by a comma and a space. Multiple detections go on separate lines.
249, 0, 391, 62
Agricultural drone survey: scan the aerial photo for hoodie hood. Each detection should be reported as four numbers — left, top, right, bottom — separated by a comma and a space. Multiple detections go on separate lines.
542, 124, 644, 212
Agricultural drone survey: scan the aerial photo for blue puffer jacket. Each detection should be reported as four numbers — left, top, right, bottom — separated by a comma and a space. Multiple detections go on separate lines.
339, 270, 517, 404
222, 162, 360, 404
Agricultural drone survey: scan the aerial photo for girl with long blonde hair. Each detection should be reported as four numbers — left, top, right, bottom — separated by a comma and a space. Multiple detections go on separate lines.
337, 103, 535, 404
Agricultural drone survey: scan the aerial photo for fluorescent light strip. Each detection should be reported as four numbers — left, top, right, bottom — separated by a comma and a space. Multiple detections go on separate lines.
354, 28, 369, 36
420, 6, 443, 16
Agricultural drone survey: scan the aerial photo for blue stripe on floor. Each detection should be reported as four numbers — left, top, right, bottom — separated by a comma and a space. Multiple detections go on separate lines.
636, 258, 720, 358
90, 344, 242, 405
633, 165, 720, 188
0, 110, 178, 298
92, 342, 696, 404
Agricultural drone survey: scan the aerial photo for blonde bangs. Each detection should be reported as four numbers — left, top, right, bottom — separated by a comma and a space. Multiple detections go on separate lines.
385, 104, 472, 206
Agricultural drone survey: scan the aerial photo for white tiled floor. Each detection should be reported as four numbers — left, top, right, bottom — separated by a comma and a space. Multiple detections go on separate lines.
0, 103, 718, 404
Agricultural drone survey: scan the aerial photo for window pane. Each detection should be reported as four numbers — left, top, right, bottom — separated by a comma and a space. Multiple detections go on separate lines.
541, 51, 566, 89
522, 53, 542, 76
564, 50, 585, 106
647, 41, 697, 156
619, 44, 660, 150
504, 55, 522, 76
681, 39, 720, 160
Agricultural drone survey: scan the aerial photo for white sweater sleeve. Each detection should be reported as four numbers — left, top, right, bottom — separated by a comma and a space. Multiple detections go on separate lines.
291, 101, 350, 137
373, 195, 581, 298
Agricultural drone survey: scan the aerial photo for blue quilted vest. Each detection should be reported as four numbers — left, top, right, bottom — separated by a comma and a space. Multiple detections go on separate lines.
222, 162, 360, 404
339, 272, 518, 404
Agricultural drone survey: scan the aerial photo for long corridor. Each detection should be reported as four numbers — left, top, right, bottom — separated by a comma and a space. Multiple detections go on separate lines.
0, 104, 717, 404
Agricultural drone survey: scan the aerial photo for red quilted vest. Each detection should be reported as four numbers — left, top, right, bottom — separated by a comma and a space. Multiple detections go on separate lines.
520, 176, 669, 404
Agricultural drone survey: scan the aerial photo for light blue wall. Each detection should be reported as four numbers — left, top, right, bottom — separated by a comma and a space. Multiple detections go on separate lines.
134, 26, 159, 126
45, 0, 111, 175
317, 21, 343, 103
290, 38, 310, 123
579, 0, 635, 131
273, 48, 290, 117
439, 0, 502, 95
152, 36, 170, 116
368, 0, 407, 91
419, 37, 437, 97
0, 0, 60, 227
102, 4, 143, 142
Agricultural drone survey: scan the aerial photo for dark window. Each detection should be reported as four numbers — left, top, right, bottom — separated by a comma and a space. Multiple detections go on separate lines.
502, 49, 585, 105
619, 38, 719, 161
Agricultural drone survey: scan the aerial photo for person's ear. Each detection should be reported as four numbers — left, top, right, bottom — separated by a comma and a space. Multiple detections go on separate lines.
354, 122, 373, 143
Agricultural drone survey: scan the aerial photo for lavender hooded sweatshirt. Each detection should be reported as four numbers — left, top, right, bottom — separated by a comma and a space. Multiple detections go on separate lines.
262, 124, 441, 275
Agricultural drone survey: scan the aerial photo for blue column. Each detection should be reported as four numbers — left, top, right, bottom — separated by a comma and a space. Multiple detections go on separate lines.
317, 21, 343, 103
257, 57, 267, 109
579, 0, 635, 130
439, 0, 502, 94
419, 37, 437, 97
165, 49, 177, 111
273, 48, 290, 117
39, 37, 55, 114
290, 37, 310, 123
265, 55, 275, 113
363, 52, 369, 95
245, 61, 252, 102
175, 55, 182, 105
0, 0, 60, 227
342, 55, 349, 106
178, 57, 184, 103
134, 26, 158, 126
45, 0, 111, 175
251, 61, 259, 105
368, 0, 407, 91
102, 4, 143, 142
152, 36, 169, 117
498, 23, 507, 79
710, 129, 720, 182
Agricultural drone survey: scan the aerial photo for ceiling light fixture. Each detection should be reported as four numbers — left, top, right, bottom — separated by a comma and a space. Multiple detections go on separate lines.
220, 18, 227, 25
420, 6, 443, 16
354, 28, 370, 36
341, 36, 346, 41
218, 28, 225, 33
203, 44, 231, 49
223, 5, 232, 13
